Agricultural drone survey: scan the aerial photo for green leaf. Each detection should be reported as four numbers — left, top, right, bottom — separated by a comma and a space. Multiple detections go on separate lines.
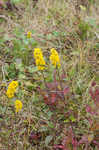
18, 73, 26, 79
47, 34, 53, 40
11, 0, 22, 3
28, 66, 38, 73
47, 111, 53, 119
31, 40, 38, 47
88, 18, 96, 27
39, 126, 48, 132
69, 68, 75, 78
80, 5, 86, 11
48, 122, 54, 128
53, 31, 59, 37
69, 115, 76, 122
45, 135, 53, 146
64, 119, 69, 123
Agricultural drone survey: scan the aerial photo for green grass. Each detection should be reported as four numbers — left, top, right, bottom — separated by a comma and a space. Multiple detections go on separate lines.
0, 0, 99, 149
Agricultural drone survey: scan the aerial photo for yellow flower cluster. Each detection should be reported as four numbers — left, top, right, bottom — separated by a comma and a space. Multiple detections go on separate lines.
6, 81, 18, 98
27, 31, 32, 38
15, 100, 22, 113
50, 48, 61, 68
33, 48, 46, 70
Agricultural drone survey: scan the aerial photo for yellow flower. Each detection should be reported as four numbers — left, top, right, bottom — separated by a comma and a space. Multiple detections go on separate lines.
33, 48, 43, 59
27, 31, 32, 38
50, 48, 58, 55
6, 81, 18, 98
36, 58, 46, 70
15, 100, 23, 113
6, 88, 15, 98
33, 48, 46, 70
50, 48, 61, 68
9, 81, 18, 89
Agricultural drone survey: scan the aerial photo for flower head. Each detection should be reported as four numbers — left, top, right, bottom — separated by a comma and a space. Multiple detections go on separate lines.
50, 48, 61, 68
6, 81, 18, 98
36, 57, 46, 70
34, 48, 43, 59
27, 31, 32, 38
9, 81, 18, 89
15, 100, 23, 113
6, 88, 15, 98
33, 48, 46, 70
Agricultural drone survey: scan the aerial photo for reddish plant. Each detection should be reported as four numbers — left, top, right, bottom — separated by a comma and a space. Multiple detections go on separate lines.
89, 83, 99, 106
29, 131, 41, 145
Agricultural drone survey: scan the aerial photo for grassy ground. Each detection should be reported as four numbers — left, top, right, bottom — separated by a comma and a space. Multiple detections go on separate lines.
0, 0, 99, 149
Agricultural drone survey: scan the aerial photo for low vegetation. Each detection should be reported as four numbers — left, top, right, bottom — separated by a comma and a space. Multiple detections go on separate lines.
0, 0, 99, 149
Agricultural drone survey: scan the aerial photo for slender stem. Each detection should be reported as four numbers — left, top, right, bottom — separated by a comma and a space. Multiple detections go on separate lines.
41, 71, 49, 92
57, 67, 66, 103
